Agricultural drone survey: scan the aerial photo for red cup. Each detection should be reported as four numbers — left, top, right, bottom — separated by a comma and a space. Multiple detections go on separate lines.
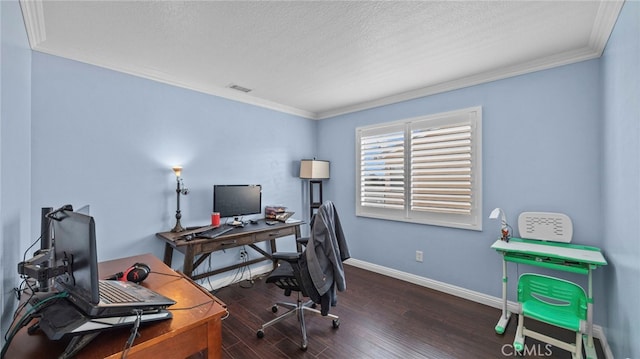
211, 212, 220, 226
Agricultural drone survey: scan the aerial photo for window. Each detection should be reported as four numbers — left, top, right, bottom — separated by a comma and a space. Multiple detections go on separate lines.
356, 106, 482, 230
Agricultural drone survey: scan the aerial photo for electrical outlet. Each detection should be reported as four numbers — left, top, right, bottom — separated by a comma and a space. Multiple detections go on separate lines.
239, 250, 247, 259
415, 250, 424, 262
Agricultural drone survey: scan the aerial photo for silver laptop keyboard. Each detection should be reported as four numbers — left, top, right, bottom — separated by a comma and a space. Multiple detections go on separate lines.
99, 281, 143, 304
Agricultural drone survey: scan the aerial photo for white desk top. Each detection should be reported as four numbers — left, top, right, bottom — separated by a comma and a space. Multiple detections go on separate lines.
491, 238, 607, 266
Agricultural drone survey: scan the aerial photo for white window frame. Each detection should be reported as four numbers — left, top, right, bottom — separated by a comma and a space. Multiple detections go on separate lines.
355, 106, 482, 231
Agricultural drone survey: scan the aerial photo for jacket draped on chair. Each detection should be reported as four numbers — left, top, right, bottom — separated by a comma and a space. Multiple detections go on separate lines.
299, 201, 350, 315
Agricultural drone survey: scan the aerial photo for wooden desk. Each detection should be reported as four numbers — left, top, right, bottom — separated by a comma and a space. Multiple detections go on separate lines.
491, 238, 607, 359
157, 220, 303, 280
4, 253, 228, 359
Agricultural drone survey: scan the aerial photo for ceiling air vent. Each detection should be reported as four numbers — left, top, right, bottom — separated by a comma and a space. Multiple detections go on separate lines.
227, 84, 252, 93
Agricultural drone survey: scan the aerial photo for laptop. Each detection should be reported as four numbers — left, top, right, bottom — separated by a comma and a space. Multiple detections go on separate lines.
50, 207, 176, 317
30, 293, 171, 341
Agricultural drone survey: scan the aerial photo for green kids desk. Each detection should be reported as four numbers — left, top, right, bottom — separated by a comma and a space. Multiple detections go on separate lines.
491, 238, 607, 358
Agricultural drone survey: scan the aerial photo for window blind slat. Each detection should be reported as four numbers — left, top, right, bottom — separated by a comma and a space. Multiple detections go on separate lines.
411, 206, 471, 214
362, 184, 404, 190
412, 153, 471, 163
410, 120, 473, 214
412, 188, 472, 195
359, 129, 405, 209
412, 194, 471, 202
413, 173, 470, 179
412, 124, 471, 138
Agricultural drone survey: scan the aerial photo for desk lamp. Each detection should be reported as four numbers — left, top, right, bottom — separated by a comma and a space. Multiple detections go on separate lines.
171, 166, 189, 232
299, 159, 330, 219
489, 207, 510, 242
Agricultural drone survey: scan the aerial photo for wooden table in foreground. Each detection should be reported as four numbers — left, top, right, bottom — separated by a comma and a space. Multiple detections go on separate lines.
157, 219, 303, 280
5, 253, 228, 359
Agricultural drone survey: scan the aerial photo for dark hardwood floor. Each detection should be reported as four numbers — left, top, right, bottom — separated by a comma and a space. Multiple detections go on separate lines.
213, 264, 604, 359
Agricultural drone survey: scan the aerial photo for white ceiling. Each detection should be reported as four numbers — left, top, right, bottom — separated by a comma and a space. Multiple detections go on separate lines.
20, 1, 623, 120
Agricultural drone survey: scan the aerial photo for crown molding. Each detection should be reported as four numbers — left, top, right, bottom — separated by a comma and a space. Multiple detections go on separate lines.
317, 1, 623, 120
589, 0, 625, 56
19, 0, 46, 49
19, 0, 623, 121
316, 46, 601, 120
29, 45, 319, 120
30, 43, 603, 122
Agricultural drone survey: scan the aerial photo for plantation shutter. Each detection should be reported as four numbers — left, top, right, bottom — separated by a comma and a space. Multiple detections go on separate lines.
410, 121, 473, 214
359, 128, 405, 210
355, 106, 481, 230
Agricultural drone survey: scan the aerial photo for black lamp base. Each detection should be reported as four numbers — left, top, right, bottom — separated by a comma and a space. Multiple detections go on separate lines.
171, 210, 186, 233
309, 180, 323, 218
171, 221, 185, 233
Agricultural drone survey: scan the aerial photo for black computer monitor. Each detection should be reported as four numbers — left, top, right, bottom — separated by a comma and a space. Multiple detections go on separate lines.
51, 208, 100, 305
213, 185, 262, 219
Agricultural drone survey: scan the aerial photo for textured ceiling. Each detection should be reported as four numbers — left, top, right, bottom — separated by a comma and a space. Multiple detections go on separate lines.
20, 1, 623, 119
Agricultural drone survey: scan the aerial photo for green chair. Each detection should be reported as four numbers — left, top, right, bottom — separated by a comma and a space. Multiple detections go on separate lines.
514, 273, 587, 359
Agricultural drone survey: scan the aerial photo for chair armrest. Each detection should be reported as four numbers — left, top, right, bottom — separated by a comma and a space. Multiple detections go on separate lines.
296, 237, 309, 246
272, 252, 301, 262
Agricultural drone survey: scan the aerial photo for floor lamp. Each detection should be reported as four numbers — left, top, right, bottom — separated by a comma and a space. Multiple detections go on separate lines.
299, 159, 330, 219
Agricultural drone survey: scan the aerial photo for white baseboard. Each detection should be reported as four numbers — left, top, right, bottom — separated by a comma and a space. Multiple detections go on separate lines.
344, 258, 612, 359
201, 257, 612, 359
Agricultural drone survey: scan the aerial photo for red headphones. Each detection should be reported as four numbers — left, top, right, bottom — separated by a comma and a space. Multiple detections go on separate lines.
106, 262, 151, 284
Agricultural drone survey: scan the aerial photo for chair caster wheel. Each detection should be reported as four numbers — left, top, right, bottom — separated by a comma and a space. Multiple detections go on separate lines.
301, 343, 308, 351
332, 319, 340, 328
257, 329, 264, 339
271, 305, 278, 313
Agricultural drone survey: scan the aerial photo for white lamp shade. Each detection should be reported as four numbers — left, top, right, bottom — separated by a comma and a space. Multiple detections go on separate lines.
299, 160, 330, 179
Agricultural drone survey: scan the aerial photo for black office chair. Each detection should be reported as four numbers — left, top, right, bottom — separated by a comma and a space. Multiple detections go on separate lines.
256, 201, 349, 351
294, 213, 315, 249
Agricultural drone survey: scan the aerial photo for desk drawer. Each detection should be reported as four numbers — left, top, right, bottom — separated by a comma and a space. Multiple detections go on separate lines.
201, 235, 254, 252
255, 226, 295, 241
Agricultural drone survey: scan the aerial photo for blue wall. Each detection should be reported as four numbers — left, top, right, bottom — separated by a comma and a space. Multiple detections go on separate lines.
601, 2, 640, 358
30, 53, 317, 271
1, 2, 637, 356
318, 60, 605, 315
0, 0, 32, 346
316, 4, 639, 356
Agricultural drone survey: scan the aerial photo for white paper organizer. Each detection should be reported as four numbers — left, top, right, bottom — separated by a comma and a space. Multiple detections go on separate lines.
517, 212, 573, 243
